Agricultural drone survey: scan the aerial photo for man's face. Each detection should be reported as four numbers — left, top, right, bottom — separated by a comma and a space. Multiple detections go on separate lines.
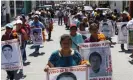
59, 77, 74, 80
70, 27, 77, 36
121, 26, 127, 36
3, 47, 12, 60
90, 56, 101, 71
61, 37, 72, 49
34, 17, 39, 22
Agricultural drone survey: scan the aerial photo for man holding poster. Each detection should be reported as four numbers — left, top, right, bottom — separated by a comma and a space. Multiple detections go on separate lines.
1, 23, 23, 80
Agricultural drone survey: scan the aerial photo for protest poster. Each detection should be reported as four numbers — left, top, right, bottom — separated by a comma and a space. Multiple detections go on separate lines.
99, 20, 113, 38
1, 39, 23, 70
31, 28, 43, 45
47, 65, 88, 80
78, 30, 91, 40
127, 27, 133, 49
79, 41, 112, 80
117, 22, 128, 44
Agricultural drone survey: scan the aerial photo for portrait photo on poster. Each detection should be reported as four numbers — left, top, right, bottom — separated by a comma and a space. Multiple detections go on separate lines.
1, 41, 21, 69
56, 72, 77, 80
88, 48, 107, 77
31, 28, 43, 44
102, 23, 111, 37
121, 24, 128, 37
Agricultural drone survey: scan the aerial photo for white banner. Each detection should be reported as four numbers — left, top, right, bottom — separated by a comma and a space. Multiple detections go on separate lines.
31, 28, 43, 45
99, 20, 113, 38
127, 27, 133, 49
78, 31, 91, 40
117, 22, 128, 44
47, 66, 88, 80
1, 39, 23, 71
79, 41, 112, 80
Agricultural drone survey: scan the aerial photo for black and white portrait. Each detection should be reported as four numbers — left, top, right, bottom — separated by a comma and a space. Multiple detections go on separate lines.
31, 28, 43, 45
1, 39, 23, 70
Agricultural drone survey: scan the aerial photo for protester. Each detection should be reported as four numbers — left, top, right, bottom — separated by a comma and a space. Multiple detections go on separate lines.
44, 34, 89, 72
1, 23, 18, 80
118, 12, 130, 51
85, 23, 106, 42
45, 13, 53, 41
31, 15, 45, 54
14, 19, 28, 76
57, 9, 64, 26
70, 24, 84, 50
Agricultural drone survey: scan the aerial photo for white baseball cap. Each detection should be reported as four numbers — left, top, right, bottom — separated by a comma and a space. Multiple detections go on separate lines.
16, 20, 22, 24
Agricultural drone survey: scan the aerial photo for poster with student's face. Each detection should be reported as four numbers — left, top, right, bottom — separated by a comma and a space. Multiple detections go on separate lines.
79, 41, 112, 80
99, 21, 113, 38
117, 22, 128, 44
47, 66, 88, 80
127, 28, 133, 49
31, 28, 43, 45
1, 39, 23, 70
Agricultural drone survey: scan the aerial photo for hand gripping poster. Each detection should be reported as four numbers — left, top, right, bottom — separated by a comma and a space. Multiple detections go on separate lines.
1, 39, 23, 70
127, 27, 133, 49
99, 20, 113, 38
117, 22, 128, 44
79, 41, 112, 80
31, 28, 43, 45
47, 65, 88, 80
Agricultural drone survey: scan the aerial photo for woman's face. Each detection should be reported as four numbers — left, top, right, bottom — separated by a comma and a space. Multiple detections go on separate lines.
90, 28, 98, 37
3, 47, 12, 60
59, 77, 74, 80
61, 37, 72, 49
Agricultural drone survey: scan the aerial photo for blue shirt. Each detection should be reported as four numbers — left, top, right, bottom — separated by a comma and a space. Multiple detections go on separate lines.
49, 50, 81, 67
31, 21, 45, 29
71, 33, 84, 50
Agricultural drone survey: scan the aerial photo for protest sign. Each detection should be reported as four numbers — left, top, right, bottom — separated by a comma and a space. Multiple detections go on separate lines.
99, 20, 113, 38
78, 30, 90, 40
47, 66, 88, 80
31, 28, 43, 45
79, 41, 112, 80
117, 22, 128, 44
127, 27, 133, 49
1, 39, 23, 70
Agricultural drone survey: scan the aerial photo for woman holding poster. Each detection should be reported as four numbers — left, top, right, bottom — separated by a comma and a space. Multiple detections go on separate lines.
44, 34, 89, 72
85, 23, 106, 42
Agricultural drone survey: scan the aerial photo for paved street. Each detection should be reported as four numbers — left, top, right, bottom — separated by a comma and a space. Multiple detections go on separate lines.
1, 21, 133, 80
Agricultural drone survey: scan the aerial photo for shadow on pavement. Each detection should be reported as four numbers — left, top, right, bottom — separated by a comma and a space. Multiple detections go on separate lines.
30, 45, 44, 49
46, 39, 53, 42
14, 71, 26, 80
129, 60, 133, 65
29, 52, 45, 57
119, 50, 132, 54
23, 62, 31, 66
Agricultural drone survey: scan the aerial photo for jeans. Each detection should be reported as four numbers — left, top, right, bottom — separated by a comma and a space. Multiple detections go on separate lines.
121, 44, 125, 50
21, 41, 27, 61
35, 45, 40, 52
58, 17, 63, 25
6, 70, 17, 80
48, 31, 51, 40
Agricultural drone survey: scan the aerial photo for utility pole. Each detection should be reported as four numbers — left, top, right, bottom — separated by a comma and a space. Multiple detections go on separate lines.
14, 0, 17, 18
